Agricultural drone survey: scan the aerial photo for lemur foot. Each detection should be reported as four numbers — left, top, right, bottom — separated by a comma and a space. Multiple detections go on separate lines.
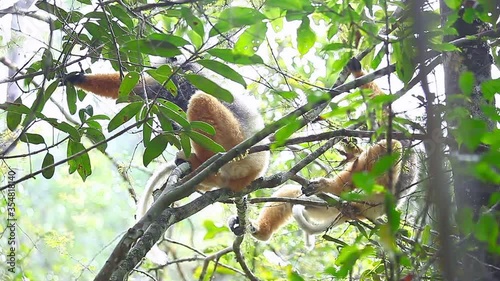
302, 179, 327, 196
228, 216, 245, 236
175, 151, 188, 166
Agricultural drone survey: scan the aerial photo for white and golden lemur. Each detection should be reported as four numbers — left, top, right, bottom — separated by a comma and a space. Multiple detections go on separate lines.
64, 61, 270, 265
64, 63, 270, 192
232, 58, 417, 242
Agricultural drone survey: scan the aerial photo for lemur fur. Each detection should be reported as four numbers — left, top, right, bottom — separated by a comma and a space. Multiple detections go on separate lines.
240, 58, 417, 242
64, 64, 270, 193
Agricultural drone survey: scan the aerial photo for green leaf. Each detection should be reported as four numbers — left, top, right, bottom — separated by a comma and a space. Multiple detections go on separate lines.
34, 81, 58, 114
41, 153, 55, 179
66, 84, 77, 115
157, 105, 190, 128
143, 135, 168, 166
146, 65, 178, 96
184, 74, 234, 103
108, 102, 143, 132
119, 72, 139, 98
83, 127, 107, 153
371, 47, 385, 69
20, 133, 45, 145
6, 111, 22, 131
67, 139, 92, 181
287, 269, 305, 281
148, 33, 190, 47
444, 0, 462, 9
297, 17, 316, 55
143, 119, 153, 147
190, 121, 216, 135
197, 59, 247, 88
234, 22, 268, 56
421, 224, 432, 245
474, 213, 499, 246
456, 207, 474, 235
265, 0, 314, 13
275, 90, 298, 99
203, 220, 229, 240
108, 5, 134, 30
456, 118, 488, 150
46, 119, 81, 141
430, 42, 459, 52
208, 49, 264, 65
384, 193, 400, 232
480, 78, 500, 102
273, 118, 301, 147
362, 0, 373, 16
121, 39, 182, 58
180, 133, 192, 158
186, 131, 225, 153
322, 42, 347, 52
209, 7, 266, 37
459, 71, 475, 95
371, 154, 400, 176
322, 235, 348, 246
181, 7, 204, 38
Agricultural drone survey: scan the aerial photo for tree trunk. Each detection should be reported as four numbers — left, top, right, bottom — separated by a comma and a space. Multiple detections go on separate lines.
441, 2, 500, 280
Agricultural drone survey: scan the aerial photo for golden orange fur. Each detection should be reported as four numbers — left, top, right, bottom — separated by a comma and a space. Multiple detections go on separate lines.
250, 140, 403, 240
71, 73, 122, 99
67, 73, 269, 193
248, 58, 411, 241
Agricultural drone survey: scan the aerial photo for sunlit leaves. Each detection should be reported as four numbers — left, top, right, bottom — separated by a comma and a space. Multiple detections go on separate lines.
297, 17, 316, 55
107, 5, 134, 30
265, 0, 314, 13
443, 0, 462, 10
234, 22, 267, 56
203, 220, 229, 240
209, 7, 267, 37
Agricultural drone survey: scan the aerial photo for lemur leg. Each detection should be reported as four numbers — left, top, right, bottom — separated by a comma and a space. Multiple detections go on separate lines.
300, 140, 403, 228
303, 140, 403, 196
249, 185, 303, 241
185, 92, 262, 192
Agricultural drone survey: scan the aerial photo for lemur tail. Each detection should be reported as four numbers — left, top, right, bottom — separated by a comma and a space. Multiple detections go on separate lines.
63, 66, 197, 111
